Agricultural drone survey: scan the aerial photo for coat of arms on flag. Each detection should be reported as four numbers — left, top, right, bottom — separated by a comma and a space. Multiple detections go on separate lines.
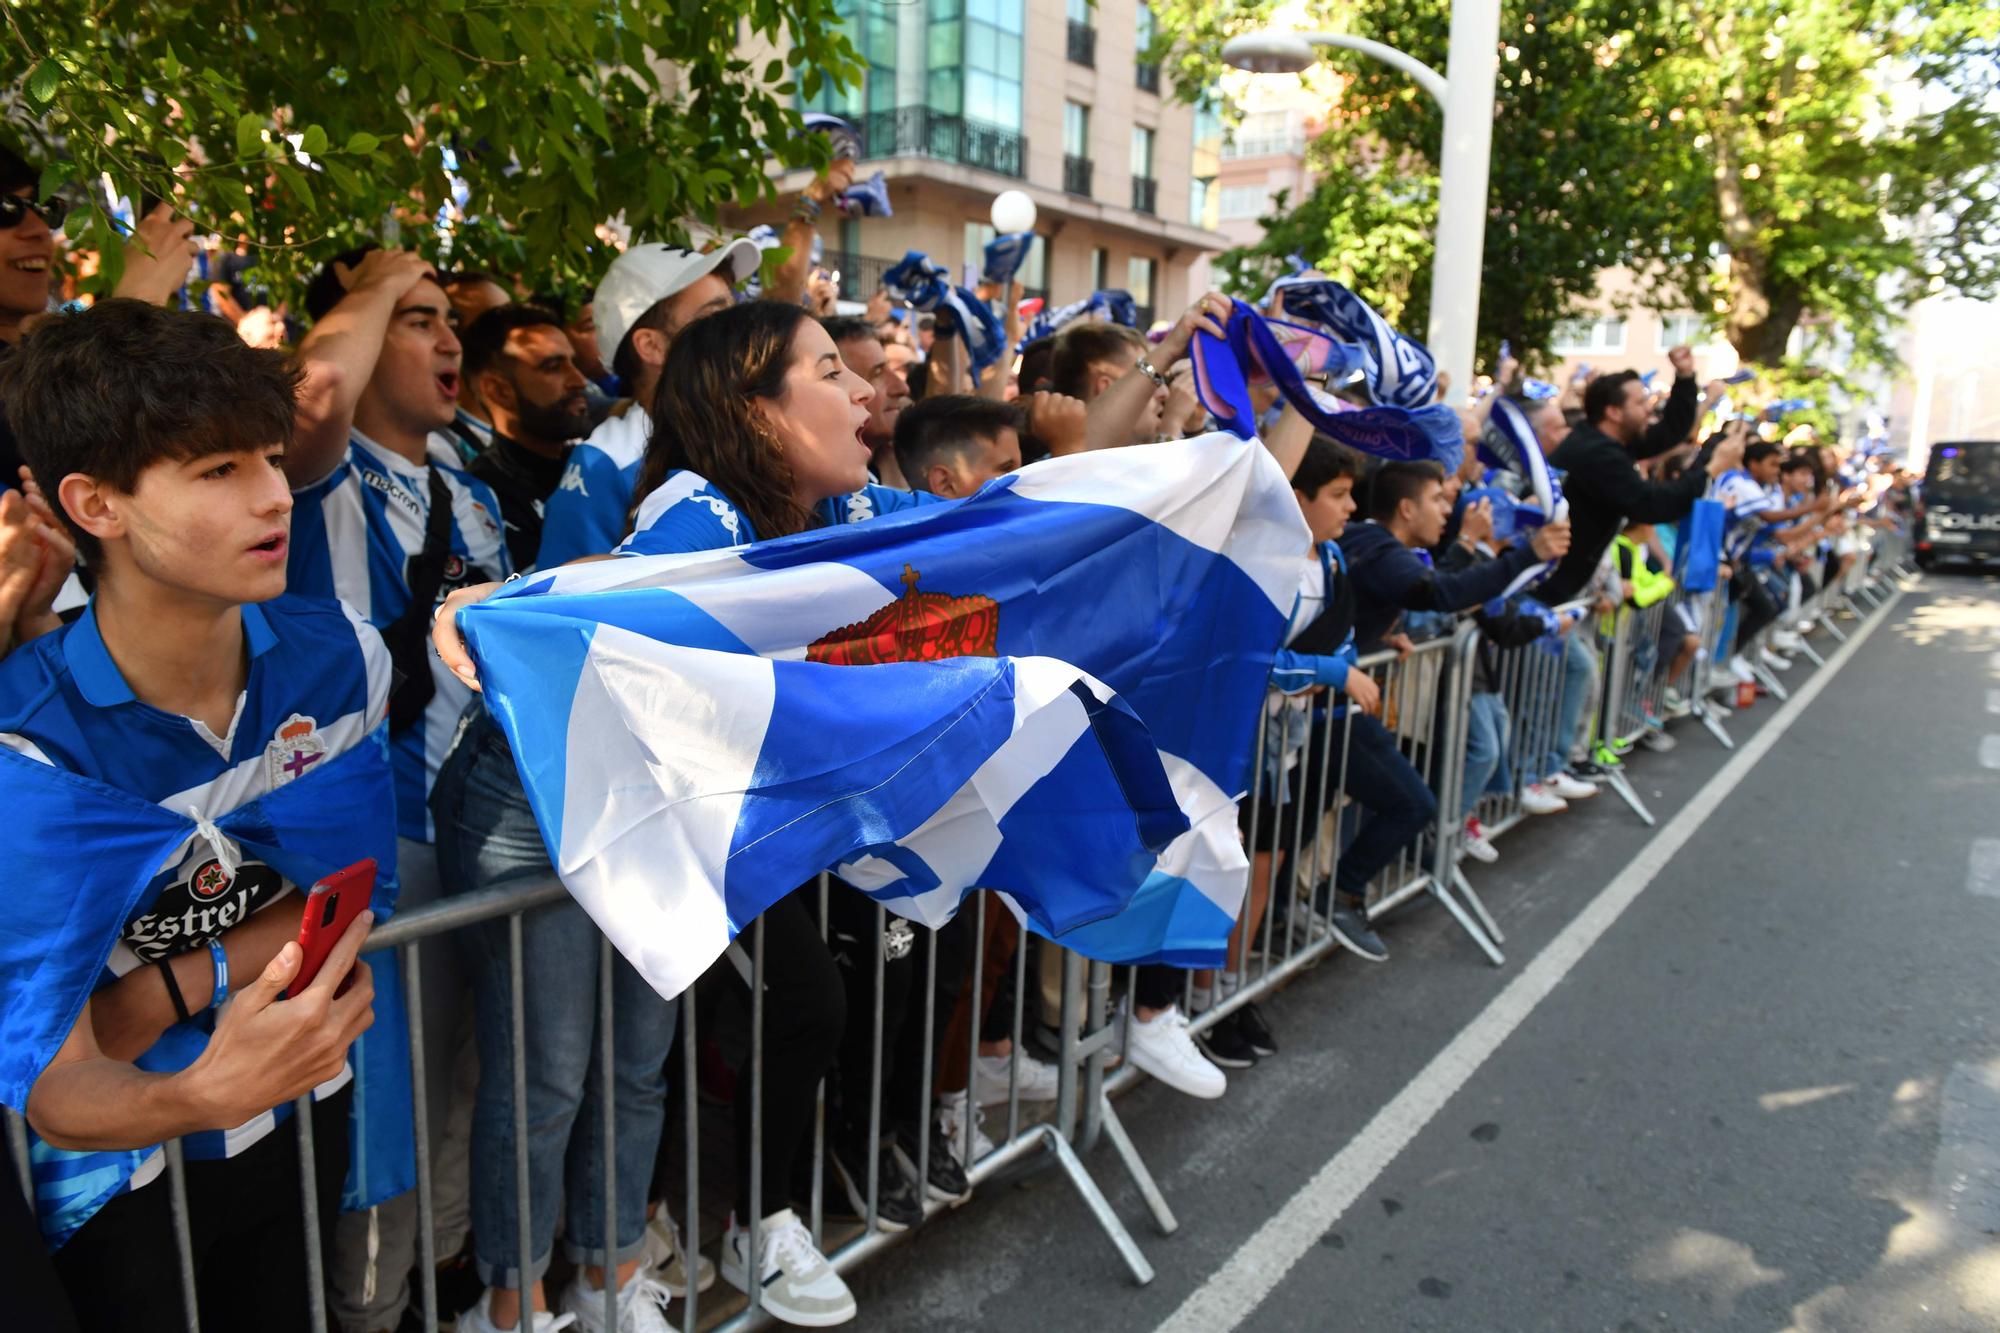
806, 565, 1000, 665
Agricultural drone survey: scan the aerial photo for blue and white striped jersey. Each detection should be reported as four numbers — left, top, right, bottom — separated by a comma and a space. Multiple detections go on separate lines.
617, 469, 943, 557
537, 403, 651, 569
287, 430, 512, 840
0, 596, 391, 1244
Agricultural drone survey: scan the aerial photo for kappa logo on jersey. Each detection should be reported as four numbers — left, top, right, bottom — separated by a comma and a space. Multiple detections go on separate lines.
558, 464, 589, 496
266, 713, 327, 788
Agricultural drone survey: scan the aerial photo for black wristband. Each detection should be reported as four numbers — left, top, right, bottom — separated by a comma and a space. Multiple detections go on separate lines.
157, 958, 193, 1025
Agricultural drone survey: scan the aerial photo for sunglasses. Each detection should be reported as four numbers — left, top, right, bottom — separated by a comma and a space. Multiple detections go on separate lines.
0, 195, 68, 231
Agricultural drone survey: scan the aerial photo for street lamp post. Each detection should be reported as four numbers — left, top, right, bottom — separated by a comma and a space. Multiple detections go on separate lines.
1223, 6, 1501, 401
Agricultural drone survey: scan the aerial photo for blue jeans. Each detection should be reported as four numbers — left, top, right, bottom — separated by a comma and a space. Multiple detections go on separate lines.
1332, 712, 1437, 904
431, 706, 679, 1290
1535, 631, 1596, 780
1460, 692, 1512, 819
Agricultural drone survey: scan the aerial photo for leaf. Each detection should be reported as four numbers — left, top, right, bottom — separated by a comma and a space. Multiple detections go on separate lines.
161, 44, 182, 82
25, 60, 61, 106
345, 131, 381, 155
274, 162, 316, 211
236, 113, 265, 161
573, 89, 612, 143
466, 12, 507, 63
301, 124, 328, 157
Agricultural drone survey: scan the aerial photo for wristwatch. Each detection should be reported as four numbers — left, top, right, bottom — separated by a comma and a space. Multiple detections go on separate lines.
1135, 356, 1168, 388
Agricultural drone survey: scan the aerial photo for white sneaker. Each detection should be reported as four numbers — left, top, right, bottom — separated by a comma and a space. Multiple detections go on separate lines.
1770, 629, 1804, 652
1121, 1005, 1226, 1099
719, 1210, 856, 1327
1759, 647, 1793, 671
1728, 654, 1757, 684
639, 1211, 715, 1299
1519, 783, 1569, 815
459, 1290, 578, 1333
1544, 771, 1597, 801
972, 1049, 1060, 1105
560, 1271, 676, 1333
1661, 687, 1693, 719
1459, 817, 1499, 863
937, 1091, 997, 1162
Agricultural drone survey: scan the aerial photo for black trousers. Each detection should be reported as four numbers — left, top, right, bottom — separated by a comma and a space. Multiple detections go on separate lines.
825, 883, 974, 1150
1732, 562, 1781, 651
50, 1085, 351, 1333
732, 890, 845, 1221
0, 1129, 78, 1333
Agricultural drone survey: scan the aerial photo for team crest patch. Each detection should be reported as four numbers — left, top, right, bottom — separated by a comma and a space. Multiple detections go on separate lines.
267, 713, 328, 787
190, 858, 232, 900
444, 553, 467, 581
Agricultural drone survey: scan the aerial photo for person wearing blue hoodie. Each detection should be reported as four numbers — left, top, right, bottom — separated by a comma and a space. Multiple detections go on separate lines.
1315, 461, 1571, 961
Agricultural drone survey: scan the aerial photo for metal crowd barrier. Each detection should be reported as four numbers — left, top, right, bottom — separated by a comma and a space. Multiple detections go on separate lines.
8, 540, 1919, 1331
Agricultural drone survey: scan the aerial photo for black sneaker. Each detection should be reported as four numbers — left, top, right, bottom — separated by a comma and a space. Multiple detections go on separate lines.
892, 1120, 971, 1205
820, 1142, 923, 1232
1234, 1000, 1277, 1057
1195, 1013, 1259, 1069
1568, 760, 1610, 780
1328, 901, 1389, 963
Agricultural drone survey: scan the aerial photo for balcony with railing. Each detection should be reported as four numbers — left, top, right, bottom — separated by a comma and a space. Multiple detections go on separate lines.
819, 251, 899, 303
1063, 154, 1094, 197
1067, 20, 1096, 67
1130, 176, 1157, 215
857, 106, 1026, 179
1135, 62, 1161, 94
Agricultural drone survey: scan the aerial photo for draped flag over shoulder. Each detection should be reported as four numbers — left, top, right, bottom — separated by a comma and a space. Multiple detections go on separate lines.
0, 736, 413, 1232
458, 435, 1308, 995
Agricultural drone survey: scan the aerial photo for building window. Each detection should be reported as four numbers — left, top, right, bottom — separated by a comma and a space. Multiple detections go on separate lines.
1130, 125, 1155, 179
1064, 101, 1090, 158
1090, 247, 1108, 293
1659, 312, 1708, 347
1221, 109, 1307, 159
953, 0, 1024, 132
1066, 0, 1095, 66
1127, 256, 1158, 326
1135, 5, 1160, 92
963, 222, 1045, 294
1190, 176, 1216, 227
1550, 316, 1628, 355
1218, 184, 1272, 221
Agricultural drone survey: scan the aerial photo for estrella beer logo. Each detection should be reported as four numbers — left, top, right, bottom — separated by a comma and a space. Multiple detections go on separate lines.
806, 564, 999, 665
190, 858, 232, 900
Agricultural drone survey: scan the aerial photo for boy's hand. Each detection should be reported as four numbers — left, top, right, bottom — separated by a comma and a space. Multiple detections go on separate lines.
431, 582, 504, 689
1026, 391, 1089, 457
1342, 666, 1381, 714
183, 911, 376, 1126
1459, 498, 1494, 548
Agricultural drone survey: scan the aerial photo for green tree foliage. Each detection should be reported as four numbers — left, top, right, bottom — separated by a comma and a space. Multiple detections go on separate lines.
1652, 0, 2000, 367
3, 1, 864, 298
1167, 0, 2000, 372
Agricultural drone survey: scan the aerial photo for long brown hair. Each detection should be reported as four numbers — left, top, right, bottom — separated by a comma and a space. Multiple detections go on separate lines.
628, 299, 814, 542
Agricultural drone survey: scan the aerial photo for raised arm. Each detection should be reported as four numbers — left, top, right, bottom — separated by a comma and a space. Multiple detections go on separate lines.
1085, 292, 1229, 452
289, 250, 435, 486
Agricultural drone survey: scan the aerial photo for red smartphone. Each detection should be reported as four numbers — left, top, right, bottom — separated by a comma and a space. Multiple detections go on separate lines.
289, 859, 377, 998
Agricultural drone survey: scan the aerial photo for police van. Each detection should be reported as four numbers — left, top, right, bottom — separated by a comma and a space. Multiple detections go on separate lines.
1916, 440, 2000, 570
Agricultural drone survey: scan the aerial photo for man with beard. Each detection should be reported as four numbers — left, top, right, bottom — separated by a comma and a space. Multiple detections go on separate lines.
821, 315, 912, 487
462, 305, 592, 568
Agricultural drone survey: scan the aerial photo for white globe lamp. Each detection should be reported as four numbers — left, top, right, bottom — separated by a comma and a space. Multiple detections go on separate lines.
990, 190, 1037, 235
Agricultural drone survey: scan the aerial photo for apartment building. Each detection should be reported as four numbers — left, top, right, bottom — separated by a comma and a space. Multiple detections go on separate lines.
728, 0, 1230, 326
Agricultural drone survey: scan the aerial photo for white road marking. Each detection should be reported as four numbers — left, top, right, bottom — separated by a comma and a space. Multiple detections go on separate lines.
1157, 589, 1903, 1333
1981, 736, 2000, 769
1970, 840, 2000, 899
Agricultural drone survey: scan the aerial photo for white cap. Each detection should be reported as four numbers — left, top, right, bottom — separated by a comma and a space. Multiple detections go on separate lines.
594, 238, 763, 370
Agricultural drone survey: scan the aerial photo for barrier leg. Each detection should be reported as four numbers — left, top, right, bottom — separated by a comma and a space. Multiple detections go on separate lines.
1792, 633, 1826, 668
165, 1138, 202, 1331
1693, 696, 1735, 750
1038, 1126, 1155, 1285
1424, 875, 1505, 966
1818, 610, 1848, 643
1599, 763, 1657, 827
1095, 1095, 1178, 1235
1751, 658, 1789, 703
1449, 866, 1505, 947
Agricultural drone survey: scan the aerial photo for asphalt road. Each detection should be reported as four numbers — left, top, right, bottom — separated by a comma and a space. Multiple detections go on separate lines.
841, 569, 2000, 1332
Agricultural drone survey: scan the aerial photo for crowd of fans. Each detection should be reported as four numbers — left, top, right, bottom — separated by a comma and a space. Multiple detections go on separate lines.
0, 130, 1910, 1333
